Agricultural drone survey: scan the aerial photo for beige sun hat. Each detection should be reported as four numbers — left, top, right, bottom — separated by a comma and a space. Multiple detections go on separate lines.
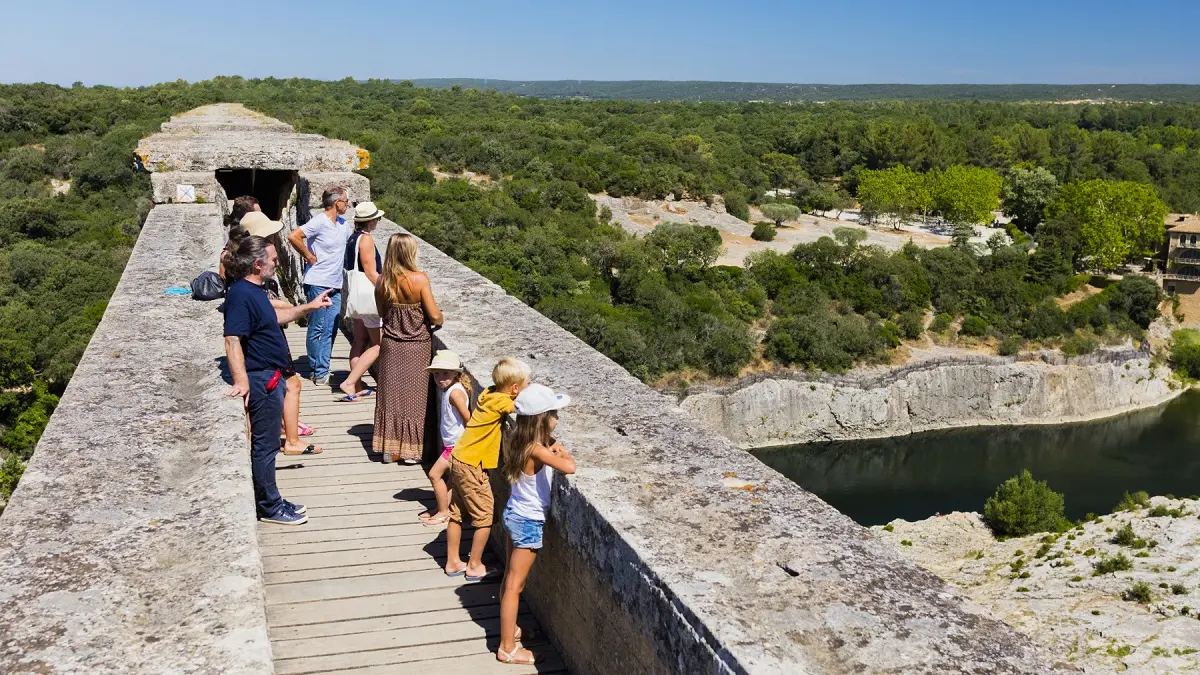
354, 201, 385, 222
427, 349, 462, 372
240, 211, 283, 237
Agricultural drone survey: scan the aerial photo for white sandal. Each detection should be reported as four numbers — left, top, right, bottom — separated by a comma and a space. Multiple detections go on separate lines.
496, 646, 535, 665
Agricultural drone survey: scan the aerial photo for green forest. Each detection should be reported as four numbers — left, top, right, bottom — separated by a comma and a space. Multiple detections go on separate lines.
2, 77, 1199, 502
411, 80, 1200, 103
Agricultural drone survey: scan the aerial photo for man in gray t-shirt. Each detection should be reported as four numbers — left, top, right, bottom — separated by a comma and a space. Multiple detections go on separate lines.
287, 186, 353, 384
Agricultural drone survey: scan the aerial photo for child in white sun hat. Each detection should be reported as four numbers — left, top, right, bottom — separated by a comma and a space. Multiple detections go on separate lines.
495, 383, 575, 665
418, 349, 473, 527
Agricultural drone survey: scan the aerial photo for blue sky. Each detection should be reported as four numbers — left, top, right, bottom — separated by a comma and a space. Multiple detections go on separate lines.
5, 0, 1199, 86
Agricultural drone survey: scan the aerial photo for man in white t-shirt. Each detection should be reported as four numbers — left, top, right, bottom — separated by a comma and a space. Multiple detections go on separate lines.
287, 186, 353, 384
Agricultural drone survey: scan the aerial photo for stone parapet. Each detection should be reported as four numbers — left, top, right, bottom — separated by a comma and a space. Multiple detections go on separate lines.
135, 104, 368, 173
371, 218, 1060, 675
299, 172, 370, 208
150, 171, 229, 211
0, 205, 272, 674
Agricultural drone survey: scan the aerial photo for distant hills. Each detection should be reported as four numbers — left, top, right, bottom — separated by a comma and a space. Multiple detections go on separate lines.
408, 79, 1200, 103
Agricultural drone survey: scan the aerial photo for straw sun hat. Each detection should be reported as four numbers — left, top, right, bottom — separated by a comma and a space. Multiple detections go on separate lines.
354, 201, 385, 222
427, 350, 462, 372
240, 211, 283, 237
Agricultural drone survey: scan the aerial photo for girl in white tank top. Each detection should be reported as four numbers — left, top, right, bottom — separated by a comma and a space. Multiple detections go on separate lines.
419, 351, 472, 527
495, 384, 576, 665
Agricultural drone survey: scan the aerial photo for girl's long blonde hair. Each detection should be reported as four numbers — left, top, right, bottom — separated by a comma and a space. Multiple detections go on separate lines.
501, 412, 554, 484
381, 233, 420, 304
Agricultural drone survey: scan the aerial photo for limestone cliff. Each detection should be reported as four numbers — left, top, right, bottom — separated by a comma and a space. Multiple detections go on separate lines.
681, 350, 1179, 447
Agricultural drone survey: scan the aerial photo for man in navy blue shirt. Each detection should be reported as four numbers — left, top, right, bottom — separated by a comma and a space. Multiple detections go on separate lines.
225, 235, 331, 525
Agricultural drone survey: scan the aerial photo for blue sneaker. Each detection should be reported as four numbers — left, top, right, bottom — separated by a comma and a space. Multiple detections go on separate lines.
285, 500, 306, 515
261, 507, 308, 526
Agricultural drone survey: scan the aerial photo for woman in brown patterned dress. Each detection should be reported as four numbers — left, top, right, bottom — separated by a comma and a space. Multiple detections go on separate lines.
373, 233, 443, 464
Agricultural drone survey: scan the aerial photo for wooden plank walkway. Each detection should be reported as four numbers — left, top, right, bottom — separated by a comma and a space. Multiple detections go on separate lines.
258, 326, 566, 675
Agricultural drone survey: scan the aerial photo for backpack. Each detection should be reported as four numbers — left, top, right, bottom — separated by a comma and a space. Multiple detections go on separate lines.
190, 271, 226, 301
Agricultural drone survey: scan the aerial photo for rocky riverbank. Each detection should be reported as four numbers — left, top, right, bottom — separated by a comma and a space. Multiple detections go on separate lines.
680, 349, 1179, 448
874, 497, 1200, 673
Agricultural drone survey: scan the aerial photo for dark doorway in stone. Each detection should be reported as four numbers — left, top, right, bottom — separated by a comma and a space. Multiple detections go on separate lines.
215, 169, 297, 220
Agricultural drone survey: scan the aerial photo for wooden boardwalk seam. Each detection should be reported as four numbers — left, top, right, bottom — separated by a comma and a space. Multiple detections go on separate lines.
257, 328, 566, 674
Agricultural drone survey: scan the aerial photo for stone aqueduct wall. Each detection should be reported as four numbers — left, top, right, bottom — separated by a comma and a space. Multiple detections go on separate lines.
0, 106, 1061, 674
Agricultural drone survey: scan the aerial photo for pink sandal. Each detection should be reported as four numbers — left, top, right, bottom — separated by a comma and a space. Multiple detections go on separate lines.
297, 422, 316, 437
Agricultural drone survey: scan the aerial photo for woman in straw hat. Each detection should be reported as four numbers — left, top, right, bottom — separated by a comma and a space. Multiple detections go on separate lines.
373, 233, 443, 464
337, 202, 385, 401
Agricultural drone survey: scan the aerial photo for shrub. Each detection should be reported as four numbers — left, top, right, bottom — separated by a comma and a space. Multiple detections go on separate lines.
1148, 504, 1188, 518
1114, 490, 1150, 512
1016, 586, 1029, 592
1170, 329, 1200, 378
723, 192, 750, 221
1093, 553, 1133, 575
1123, 581, 1154, 603
900, 540, 913, 546
960, 314, 989, 337
997, 334, 1023, 356
1111, 523, 1144, 547
882, 524, 894, 532
1061, 333, 1098, 356
1091, 609, 1102, 615
751, 221, 777, 242
1071, 575, 1084, 582
930, 312, 954, 333
897, 310, 925, 340
1084, 548, 1097, 556
982, 469, 1067, 537
1173, 583, 1188, 596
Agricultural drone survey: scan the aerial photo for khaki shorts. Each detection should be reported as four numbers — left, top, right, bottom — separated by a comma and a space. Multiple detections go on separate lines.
448, 456, 495, 527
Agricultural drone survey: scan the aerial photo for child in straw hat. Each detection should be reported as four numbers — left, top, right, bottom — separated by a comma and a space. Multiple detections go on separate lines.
419, 350, 473, 526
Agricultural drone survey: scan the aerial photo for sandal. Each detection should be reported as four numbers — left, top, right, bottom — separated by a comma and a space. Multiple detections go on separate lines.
423, 514, 450, 527
496, 646, 535, 665
282, 444, 322, 456
297, 422, 316, 437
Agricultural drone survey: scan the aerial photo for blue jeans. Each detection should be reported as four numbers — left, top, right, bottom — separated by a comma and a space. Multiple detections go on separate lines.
247, 369, 286, 518
304, 284, 342, 379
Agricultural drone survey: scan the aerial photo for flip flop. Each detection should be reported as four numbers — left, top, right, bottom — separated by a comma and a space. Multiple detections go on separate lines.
423, 514, 450, 527
464, 568, 499, 582
282, 444, 322, 456
334, 388, 375, 402
444, 565, 467, 577
297, 422, 316, 437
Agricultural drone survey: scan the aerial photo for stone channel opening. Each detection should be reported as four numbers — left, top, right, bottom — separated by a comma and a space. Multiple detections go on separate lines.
215, 168, 297, 219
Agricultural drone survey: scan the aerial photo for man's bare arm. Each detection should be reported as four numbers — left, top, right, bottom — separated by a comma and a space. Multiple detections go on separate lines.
225, 336, 250, 400
287, 228, 317, 265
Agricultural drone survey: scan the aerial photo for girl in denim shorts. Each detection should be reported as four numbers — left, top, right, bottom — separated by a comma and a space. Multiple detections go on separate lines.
495, 383, 576, 665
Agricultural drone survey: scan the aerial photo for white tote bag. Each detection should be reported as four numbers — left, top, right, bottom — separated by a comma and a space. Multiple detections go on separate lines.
343, 234, 379, 321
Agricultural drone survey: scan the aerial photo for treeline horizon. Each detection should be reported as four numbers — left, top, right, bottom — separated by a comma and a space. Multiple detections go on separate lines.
408, 79, 1200, 103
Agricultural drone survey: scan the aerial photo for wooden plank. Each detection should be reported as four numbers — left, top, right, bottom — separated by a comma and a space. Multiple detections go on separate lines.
269, 603, 514, 640
266, 567, 492, 605
267, 583, 503, 627
272, 638, 555, 675
272, 615, 514, 660
263, 542, 467, 573
261, 534, 456, 558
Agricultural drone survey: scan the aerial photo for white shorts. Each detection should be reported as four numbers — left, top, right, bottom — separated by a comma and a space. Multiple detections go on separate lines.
359, 315, 382, 329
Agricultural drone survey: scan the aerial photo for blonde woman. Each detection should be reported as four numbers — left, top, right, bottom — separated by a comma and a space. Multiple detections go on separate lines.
372, 233, 443, 464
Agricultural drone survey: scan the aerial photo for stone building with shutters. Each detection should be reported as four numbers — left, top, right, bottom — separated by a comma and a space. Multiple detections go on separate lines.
1163, 214, 1200, 296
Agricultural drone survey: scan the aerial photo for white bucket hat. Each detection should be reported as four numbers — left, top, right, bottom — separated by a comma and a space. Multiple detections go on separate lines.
354, 201, 385, 222
514, 383, 571, 416
240, 211, 283, 237
427, 350, 462, 372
